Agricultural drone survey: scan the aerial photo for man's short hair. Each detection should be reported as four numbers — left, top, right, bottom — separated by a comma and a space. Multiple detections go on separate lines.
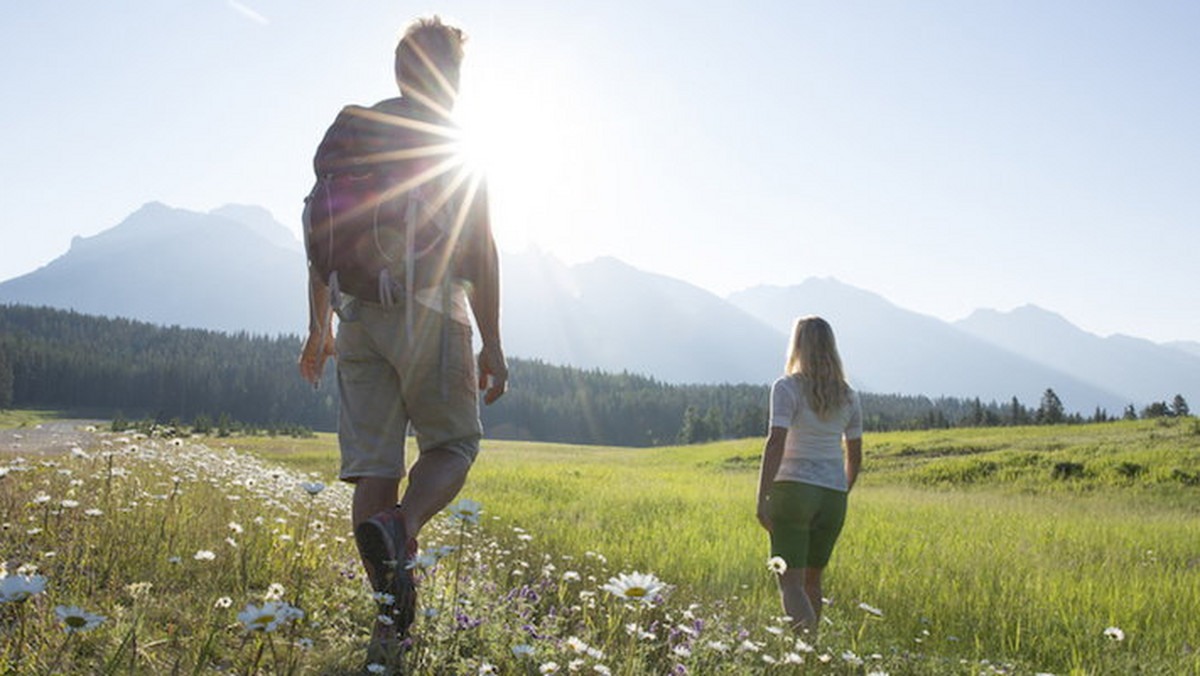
395, 16, 466, 102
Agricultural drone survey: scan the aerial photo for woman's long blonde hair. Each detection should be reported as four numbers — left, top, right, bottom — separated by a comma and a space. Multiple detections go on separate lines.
784, 316, 851, 419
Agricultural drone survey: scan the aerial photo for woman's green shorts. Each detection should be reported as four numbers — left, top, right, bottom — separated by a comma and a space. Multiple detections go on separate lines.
769, 481, 848, 569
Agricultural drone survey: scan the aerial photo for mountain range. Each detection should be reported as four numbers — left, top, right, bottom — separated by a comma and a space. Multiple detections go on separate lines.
1, 202, 1196, 412
0, 203, 307, 335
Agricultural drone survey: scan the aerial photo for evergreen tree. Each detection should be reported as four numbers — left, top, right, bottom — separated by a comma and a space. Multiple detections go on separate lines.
1009, 396, 1026, 425
678, 406, 702, 444
970, 398, 985, 426
1172, 394, 1190, 418
0, 344, 12, 409
1123, 404, 1138, 420
6, 304, 1147, 445
1037, 388, 1065, 425
731, 405, 765, 439
702, 406, 725, 441
1142, 401, 1171, 418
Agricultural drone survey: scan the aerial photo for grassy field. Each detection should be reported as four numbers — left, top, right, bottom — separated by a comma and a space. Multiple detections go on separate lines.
239, 418, 1200, 674
2, 418, 1198, 674
0, 410, 72, 428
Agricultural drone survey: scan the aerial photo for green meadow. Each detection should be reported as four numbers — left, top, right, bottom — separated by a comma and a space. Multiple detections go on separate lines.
2, 417, 1198, 674
245, 418, 1200, 674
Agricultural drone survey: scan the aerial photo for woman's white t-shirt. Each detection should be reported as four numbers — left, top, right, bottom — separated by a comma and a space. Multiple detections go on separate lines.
769, 375, 863, 492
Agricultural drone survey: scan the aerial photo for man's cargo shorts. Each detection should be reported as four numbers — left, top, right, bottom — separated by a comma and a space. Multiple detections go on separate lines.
334, 298, 481, 481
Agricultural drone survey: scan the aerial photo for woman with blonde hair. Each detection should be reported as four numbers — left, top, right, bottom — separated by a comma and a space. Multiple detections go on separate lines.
756, 316, 863, 633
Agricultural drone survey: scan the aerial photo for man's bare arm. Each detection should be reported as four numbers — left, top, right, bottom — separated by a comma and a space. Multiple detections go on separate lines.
299, 267, 335, 386
468, 235, 507, 405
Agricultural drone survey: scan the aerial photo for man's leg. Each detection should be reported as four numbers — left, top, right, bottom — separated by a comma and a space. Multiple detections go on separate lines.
352, 477, 402, 586
398, 447, 471, 540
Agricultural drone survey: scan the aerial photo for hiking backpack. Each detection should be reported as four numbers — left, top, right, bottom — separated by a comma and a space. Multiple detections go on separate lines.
302, 99, 465, 308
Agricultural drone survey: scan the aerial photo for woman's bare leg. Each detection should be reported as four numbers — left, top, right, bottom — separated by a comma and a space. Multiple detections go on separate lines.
803, 567, 825, 626
778, 568, 817, 633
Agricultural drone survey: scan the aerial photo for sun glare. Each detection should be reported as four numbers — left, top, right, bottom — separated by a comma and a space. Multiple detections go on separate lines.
453, 70, 574, 251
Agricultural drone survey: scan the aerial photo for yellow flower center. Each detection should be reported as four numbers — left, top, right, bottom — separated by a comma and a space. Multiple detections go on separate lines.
625, 587, 647, 598
65, 616, 87, 628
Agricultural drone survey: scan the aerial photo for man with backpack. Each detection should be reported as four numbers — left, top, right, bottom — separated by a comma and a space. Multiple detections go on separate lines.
297, 15, 507, 660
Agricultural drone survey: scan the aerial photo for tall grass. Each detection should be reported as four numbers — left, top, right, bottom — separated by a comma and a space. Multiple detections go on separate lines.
453, 428, 1200, 675
3, 419, 1198, 674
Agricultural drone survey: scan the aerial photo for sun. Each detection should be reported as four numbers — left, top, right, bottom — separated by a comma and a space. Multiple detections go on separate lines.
455, 89, 568, 175
452, 68, 575, 251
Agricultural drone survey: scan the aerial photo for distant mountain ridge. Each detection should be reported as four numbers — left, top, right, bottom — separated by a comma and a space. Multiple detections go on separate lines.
0, 202, 307, 335
1167, 341, 1200, 360
502, 251, 782, 384
1, 201, 1197, 411
955, 305, 1200, 407
727, 281, 1130, 411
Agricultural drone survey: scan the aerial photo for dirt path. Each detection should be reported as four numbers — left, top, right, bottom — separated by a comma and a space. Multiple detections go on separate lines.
0, 420, 105, 456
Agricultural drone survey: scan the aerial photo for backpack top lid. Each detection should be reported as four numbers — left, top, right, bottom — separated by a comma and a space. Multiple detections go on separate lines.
314, 97, 460, 178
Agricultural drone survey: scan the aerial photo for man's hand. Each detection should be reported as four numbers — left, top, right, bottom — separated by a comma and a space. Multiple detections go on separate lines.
298, 328, 336, 386
477, 343, 508, 405
756, 497, 773, 533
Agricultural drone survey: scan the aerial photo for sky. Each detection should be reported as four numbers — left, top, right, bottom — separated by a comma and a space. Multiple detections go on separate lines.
2, 1, 1198, 343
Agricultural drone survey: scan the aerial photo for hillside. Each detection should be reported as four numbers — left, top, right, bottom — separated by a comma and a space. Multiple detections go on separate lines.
0, 203, 307, 335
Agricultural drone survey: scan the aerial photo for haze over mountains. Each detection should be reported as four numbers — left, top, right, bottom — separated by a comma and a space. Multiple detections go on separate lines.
1, 202, 1196, 412
0, 203, 307, 335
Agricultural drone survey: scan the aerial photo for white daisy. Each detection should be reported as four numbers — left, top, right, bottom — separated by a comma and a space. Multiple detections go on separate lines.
766, 556, 787, 574
448, 498, 484, 524
0, 574, 48, 603
405, 552, 439, 571
1104, 626, 1125, 642
600, 571, 665, 604
55, 605, 106, 633
237, 601, 304, 633
264, 583, 286, 601
300, 481, 325, 496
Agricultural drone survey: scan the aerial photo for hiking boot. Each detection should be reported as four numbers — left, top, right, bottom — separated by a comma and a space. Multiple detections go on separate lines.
355, 508, 417, 637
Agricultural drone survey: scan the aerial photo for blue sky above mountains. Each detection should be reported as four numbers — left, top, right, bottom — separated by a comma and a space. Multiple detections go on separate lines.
2, 1, 1197, 342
